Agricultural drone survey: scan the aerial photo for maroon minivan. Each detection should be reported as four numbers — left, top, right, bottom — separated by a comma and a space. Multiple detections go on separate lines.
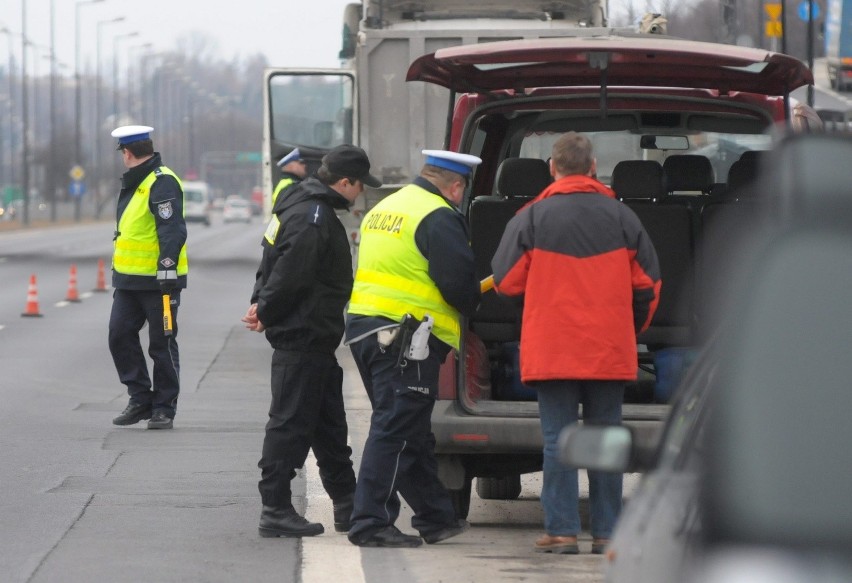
405, 34, 813, 517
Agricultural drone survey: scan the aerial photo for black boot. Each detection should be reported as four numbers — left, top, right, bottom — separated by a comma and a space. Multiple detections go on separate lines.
332, 493, 354, 533
258, 506, 324, 538
113, 402, 152, 426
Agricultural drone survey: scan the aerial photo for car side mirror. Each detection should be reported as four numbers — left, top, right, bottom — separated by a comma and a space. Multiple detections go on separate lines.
558, 425, 633, 472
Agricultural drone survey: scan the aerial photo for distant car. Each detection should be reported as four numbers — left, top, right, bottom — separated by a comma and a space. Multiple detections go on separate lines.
560, 134, 852, 583
222, 197, 251, 223
183, 181, 211, 226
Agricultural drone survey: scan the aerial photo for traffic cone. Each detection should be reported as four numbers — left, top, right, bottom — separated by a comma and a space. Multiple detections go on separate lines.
21, 274, 44, 317
65, 264, 81, 302
94, 258, 108, 292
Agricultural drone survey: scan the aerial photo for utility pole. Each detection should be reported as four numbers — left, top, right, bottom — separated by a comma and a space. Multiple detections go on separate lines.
721, 0, 738, 44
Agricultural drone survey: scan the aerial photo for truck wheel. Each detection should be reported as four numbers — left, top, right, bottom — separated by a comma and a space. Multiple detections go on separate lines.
449, 476, 472, 519
476, 474, 522, 500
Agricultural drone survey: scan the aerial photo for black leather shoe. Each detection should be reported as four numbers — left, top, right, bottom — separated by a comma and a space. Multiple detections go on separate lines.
112, 403, 152, 426
147, 410, 173, 430
258, 506, 324, 538
422, 519, 470, 544
332, 494, 354, 532
350, 526, 422, 548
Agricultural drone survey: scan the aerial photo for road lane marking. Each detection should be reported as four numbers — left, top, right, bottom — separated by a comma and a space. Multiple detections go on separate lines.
303, 450, 366, 583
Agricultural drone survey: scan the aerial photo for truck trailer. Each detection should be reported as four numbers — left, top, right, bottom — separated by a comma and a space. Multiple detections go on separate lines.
261, 0, 608, 213
826, 0, 852, 91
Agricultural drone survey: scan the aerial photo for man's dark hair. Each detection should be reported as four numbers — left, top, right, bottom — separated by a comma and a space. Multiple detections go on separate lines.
123, 139, 154, 158
317, 165, 346, 186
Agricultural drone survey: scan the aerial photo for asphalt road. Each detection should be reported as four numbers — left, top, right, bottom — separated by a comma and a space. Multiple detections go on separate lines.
0, 215, 605, 582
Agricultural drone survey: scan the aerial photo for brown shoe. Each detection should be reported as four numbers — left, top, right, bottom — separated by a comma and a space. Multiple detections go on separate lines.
534, 534, 579, 554
591, 538, 610, 555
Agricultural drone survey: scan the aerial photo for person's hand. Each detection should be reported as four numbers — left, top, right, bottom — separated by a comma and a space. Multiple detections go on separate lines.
158, 271, 178, 292
241, 303, 265, 332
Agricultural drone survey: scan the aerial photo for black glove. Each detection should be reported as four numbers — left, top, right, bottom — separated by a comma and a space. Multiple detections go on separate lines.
158, 270, 178, 292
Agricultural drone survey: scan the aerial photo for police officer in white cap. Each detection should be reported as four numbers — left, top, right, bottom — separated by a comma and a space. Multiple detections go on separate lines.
109, 124, 187, 430
272, 148, 308, 209
343, 149, 482, 547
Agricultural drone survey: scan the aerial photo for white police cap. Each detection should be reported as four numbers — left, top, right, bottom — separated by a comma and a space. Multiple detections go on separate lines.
111, 125, 154, 149
277, 148, 302, 167
422, 149, 482, 176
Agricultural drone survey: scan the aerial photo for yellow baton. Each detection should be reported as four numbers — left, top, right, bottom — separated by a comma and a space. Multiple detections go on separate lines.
162, 293, 173, 336
480, 275, 495, 294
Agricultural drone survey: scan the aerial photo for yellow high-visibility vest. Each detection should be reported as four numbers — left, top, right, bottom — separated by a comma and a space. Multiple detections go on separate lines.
348, 183, 461, 348
272, 177, 296, 208
113, 167, 188, 276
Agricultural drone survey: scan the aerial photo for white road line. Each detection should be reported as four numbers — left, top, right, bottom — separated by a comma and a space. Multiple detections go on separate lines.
302, 450, 366, 583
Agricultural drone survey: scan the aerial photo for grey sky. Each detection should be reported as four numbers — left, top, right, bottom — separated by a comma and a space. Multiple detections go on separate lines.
3, 0, 354, 72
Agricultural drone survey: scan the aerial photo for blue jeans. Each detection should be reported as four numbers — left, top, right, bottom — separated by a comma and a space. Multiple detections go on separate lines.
536, 380, 624, 539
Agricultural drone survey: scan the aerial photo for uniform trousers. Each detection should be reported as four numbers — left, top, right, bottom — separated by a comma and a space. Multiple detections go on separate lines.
108, 288, 180, 417
258, 349, 356, 508
347, 334, 456, 540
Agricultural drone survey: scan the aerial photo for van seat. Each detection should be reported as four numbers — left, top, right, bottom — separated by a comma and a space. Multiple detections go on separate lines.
663, 154, 714, 195
469, 158, 550, 343
612, 160, 695, 348
611, 160, 665, 201
494, 157, 552, 198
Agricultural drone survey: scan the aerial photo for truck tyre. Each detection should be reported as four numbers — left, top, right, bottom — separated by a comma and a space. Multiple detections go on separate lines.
449, 476, 472, 520
476, 474, 522, 500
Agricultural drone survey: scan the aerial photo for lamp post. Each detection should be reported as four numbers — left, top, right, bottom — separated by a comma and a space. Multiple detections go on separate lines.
0, 26, 15, 192
74, 0, 105, 221
126, 42, 152, 120
112, 31, 138, 126
49, 0, 57, 221
21, 0, 30, 226
95, 16, 125, 218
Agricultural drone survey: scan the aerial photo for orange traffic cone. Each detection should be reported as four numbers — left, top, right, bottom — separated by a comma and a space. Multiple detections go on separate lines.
21, 274, 44, 317
65, 264, 81, 302
94, 258, 108, 292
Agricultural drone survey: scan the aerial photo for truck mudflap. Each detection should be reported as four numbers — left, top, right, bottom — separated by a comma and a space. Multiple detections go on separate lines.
431, 400, 669, 455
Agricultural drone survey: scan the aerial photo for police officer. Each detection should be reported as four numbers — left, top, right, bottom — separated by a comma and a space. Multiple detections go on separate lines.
242, 145, 380, 538
109, 125, 187, 430
344, 149, 482, 547
271, 148, 307, 209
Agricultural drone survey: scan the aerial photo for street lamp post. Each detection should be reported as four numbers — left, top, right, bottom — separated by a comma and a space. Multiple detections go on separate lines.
112, 31, 139, 126
49, 0, 57, 221
74, 0, 105, 221
0, 27, 15, 192
126, 42, 153, 121
21, 0, 30, 226
95, 16, 125, 218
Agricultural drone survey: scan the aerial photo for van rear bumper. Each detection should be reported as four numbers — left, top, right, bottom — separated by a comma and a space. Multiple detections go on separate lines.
431, 400, 667, 455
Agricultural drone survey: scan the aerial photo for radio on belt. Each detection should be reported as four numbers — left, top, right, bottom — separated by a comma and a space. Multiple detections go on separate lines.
406, 314, 433, 361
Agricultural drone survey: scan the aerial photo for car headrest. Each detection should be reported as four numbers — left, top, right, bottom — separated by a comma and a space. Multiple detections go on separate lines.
495, 158, 552, 198
663, 154, 714, 194
611, 160, 665, 200
725, 160, 755, 195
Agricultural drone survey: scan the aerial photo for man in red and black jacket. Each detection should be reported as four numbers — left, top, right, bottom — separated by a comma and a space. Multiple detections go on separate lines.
491, 132, 660, 556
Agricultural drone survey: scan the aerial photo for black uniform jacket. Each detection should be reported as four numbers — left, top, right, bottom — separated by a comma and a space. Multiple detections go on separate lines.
252, 176, 353, 353
113, 152, 187, 291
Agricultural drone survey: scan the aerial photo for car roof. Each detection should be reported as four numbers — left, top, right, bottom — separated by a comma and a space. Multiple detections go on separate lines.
406, 34, 814, 96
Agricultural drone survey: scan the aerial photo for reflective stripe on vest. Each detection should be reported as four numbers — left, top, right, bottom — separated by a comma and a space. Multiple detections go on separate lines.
348, 183, 461, 348
272, 177, 295, 207
113, 166, 188, 276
